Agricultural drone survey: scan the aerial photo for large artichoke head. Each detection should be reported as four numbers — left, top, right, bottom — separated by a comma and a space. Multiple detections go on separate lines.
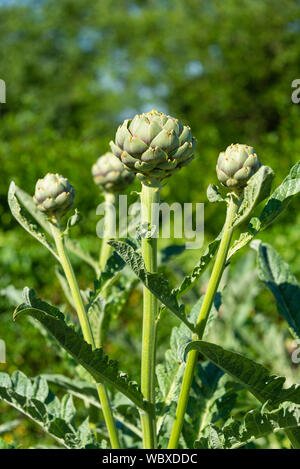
34, 173, 75, 221
92, 152, 135, 193
216, 144, 261, 189
110, 109, 196, 186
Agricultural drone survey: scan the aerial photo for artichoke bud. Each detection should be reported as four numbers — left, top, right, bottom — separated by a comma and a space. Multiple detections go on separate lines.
110, 109, 196, 186
33, 173, 75, 222
216, 144, 261, 189
92, 152, 135, 193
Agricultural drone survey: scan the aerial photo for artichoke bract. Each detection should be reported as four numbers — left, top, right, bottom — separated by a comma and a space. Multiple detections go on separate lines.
110, 109, 196, 186
92, 152, 135, 193
34, 173, 75, 221
216, 144, 261, 189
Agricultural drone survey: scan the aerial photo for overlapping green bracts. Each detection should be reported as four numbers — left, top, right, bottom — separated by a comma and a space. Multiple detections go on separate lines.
216, 144, 261, 189
34, 173, 75, 220
92, 152, 135, 193
110, 110, 196, 186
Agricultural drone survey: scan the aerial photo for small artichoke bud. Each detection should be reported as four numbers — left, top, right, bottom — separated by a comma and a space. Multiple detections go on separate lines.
110, 109, 196, 186
216, 144, 261, 189
34, 173, 75, 221
92, 152, 135, 193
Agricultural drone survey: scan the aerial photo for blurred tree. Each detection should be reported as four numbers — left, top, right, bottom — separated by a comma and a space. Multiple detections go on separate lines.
0, 0, 299, 258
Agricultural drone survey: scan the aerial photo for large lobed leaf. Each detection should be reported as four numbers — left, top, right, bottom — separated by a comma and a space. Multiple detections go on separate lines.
109, 240, 195, 332
8, 181, 60, 262
9, 182, 99, 274
185, 340, 300, 406
233, 165, 274, 228
0, 370, 101, 448
187, 340, 300, 448
156, 307, 235, 449
43, 374, 142, 440
14, 288, 148, 411
173, 239, 220, 298
255, 242, 300, 339
227, 161, 300, 260
196, 401, 300, 449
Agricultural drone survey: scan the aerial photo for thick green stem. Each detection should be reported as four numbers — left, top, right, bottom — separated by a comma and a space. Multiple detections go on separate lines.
99, 192, 116, 271
168, 197, 238, 449
51, 224, 121, 450
98, 192, 117, 347
140, 184, 160, 449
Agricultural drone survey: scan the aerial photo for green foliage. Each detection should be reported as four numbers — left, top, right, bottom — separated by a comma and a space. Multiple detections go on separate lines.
232, 165, 274, 228
185, 340, 300, 406
228, 161, 300, 260
14, 288, 147, 411
1, 0, 300, 450
109, 240, 195, 331
255, 242, 300, 339
0, 370, 102, 448
196, 402, 300, 449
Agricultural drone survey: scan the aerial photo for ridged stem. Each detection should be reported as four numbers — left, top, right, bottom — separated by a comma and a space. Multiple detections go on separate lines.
98, 192, 117, 347
168, 196, 238, 449
51, 224, 121, 449
140, 184, 159, 449
99, 192, 116, 271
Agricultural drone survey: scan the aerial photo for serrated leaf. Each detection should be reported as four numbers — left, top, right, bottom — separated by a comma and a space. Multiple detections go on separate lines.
227, 231, 253, 261
233, 165, 274, 228
88, 272, 138, 348
43, 374, 142, 439
207, 184, 225, 203
8, 181, 60, 262
255, 242, 300, 339
109, 240, 195, 332
92, 249, 126, 295
258, 160, 300, 229
185, 340, 300, 406
13, 184, 99, 275
14, 288, 148, 411
197, 401, 300, 449
227, 162, 300, 260
173, 238, 220, 298
186, 340, 300, 448
156, 309, 231, 448
0, 371, 101, 448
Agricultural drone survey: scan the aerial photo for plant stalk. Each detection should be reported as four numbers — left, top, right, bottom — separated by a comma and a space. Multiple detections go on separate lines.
140, 184, 160, 449
99, 192, 116, 271
168, 196, 238, 449
51, 223, 121, 449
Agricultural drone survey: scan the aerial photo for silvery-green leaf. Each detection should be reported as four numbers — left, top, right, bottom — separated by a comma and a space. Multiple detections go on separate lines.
258, 160, 300, 229
255, 242, 300, 339
0, 371, 102, 448
10, 183, 99, 274
8, 181, 60, 262
227, 161, 300, 259
196, 401, 300, 449
207, 184, 225, 203
109, 240, 195, 332
14, 288, 148, 411
233, 165, 274, 228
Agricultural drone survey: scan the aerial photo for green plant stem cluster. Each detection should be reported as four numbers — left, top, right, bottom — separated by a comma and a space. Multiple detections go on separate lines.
51, 224, 121, 449
168, 196, 238, 448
